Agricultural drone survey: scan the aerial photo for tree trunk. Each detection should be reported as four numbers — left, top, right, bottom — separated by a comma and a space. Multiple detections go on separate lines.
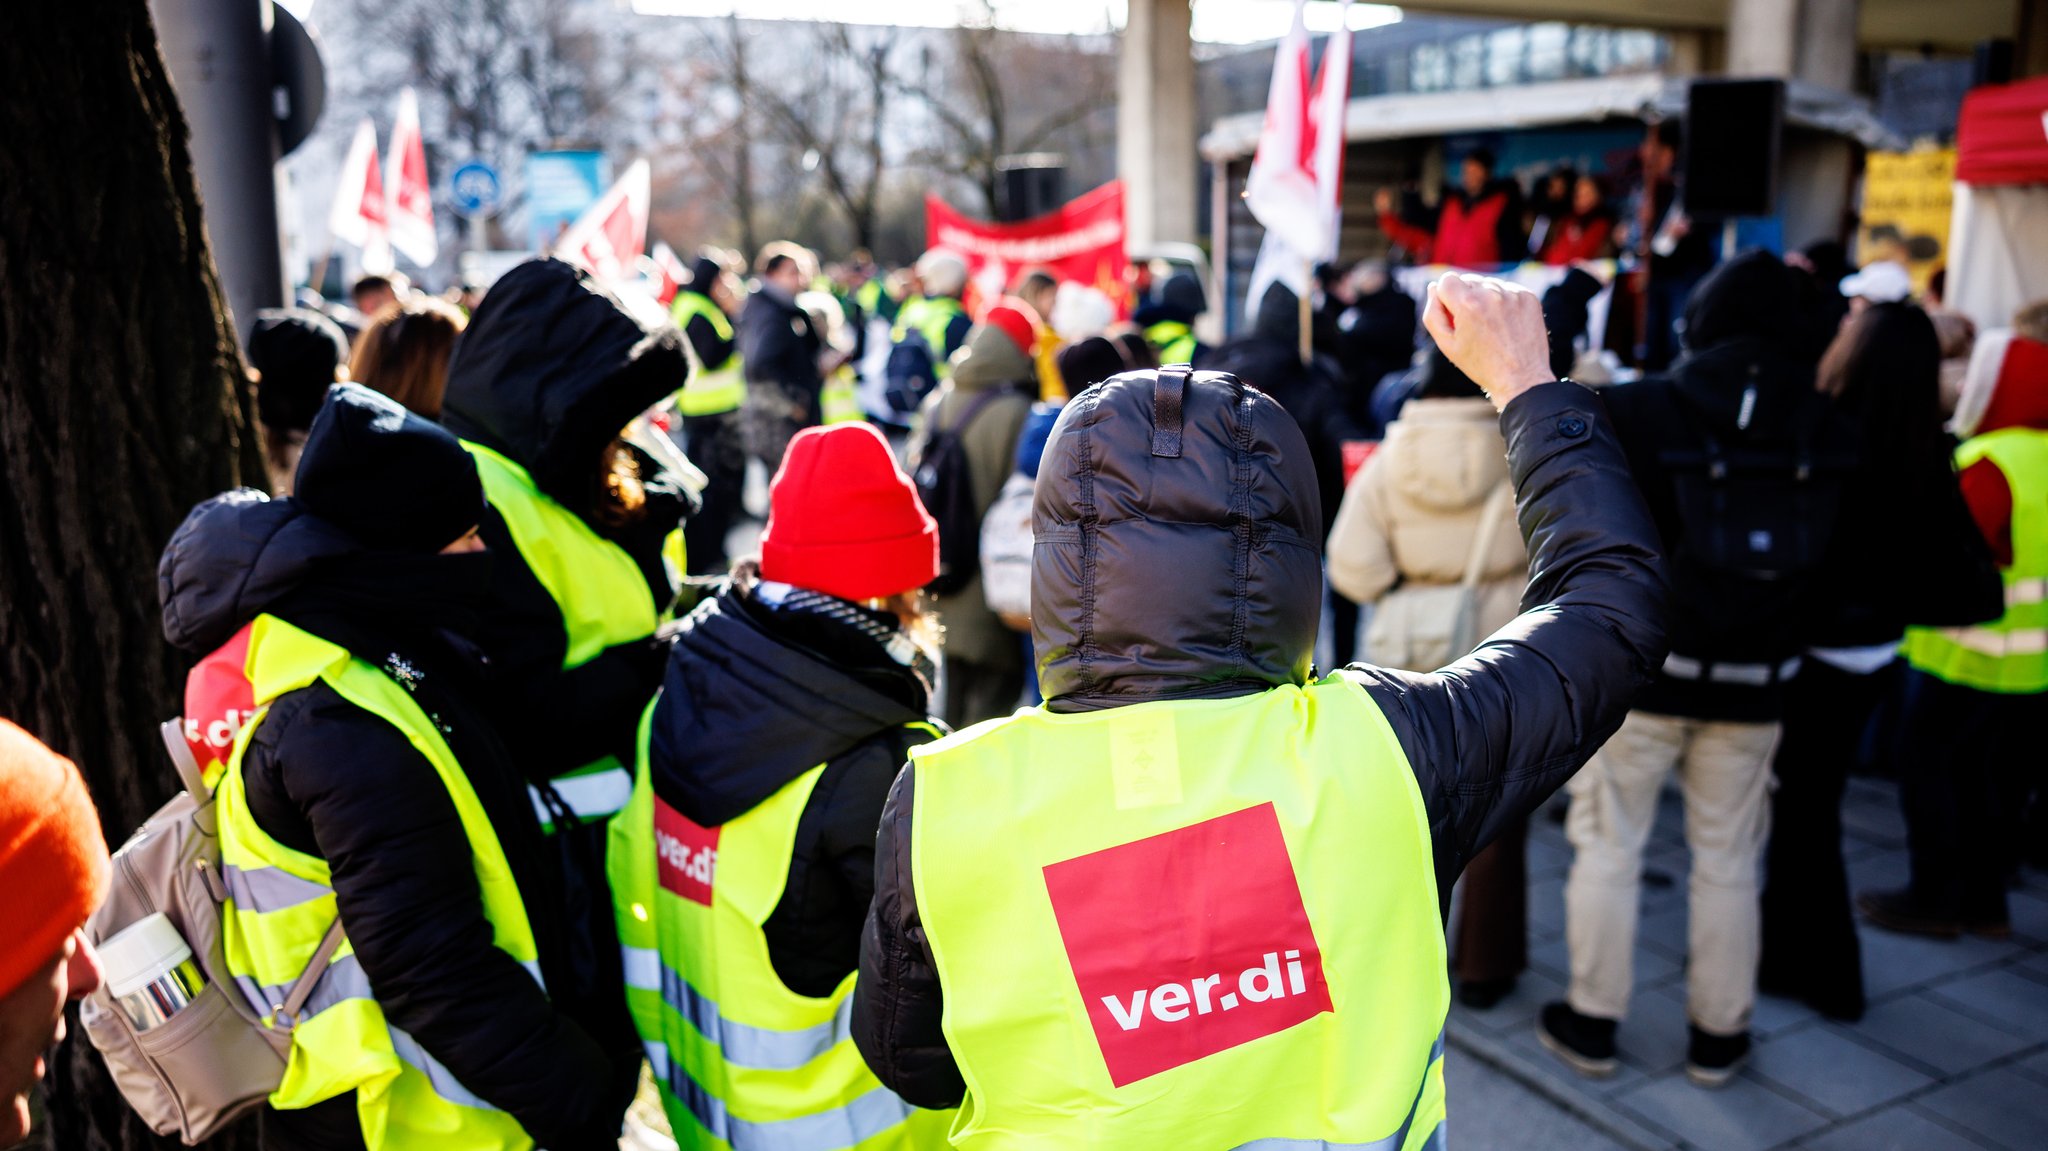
1, 2, 261, 1148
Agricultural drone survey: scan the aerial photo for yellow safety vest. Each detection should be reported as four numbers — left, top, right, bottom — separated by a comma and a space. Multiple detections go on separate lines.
465, 441, 659, 828
893, 297, 967, 381
1902, 427, 2048, 693
673, 292, 748, 417
610, 704, 953, 1149
911, 676, 1448, 1150
216, 615, 544, 1150
1143, 320, 1196, 367
822, 365, 864, 425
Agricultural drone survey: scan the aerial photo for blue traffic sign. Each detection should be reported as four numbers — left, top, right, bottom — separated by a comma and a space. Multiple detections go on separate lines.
450, 162, 502, 217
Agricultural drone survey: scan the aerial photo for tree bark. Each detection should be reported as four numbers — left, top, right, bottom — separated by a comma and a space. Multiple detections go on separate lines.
1, 2, 260, 1148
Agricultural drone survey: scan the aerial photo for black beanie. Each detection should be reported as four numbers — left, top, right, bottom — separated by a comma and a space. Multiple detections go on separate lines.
248, 308, 349, 433
294, 383, 485, 553
1056, 336, 1131, 393
686, 255, 724, 295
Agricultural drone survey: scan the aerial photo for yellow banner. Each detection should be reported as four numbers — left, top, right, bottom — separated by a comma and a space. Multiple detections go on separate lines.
1859, 148, 1956, 296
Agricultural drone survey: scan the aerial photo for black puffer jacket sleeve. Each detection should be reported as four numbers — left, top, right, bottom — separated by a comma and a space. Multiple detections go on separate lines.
1340, 381, 1668, 888
249, 687, 618, 1150
473, 510, 669, 778
852, 382, 1667, 1105
683, 311, 737, 373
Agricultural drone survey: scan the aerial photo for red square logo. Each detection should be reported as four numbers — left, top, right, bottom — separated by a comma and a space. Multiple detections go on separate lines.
654, 798, 719, 907
1042, 803, 1331, 1086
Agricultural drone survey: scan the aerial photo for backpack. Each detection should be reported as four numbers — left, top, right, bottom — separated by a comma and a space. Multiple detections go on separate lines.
1660, 377, 1851, 581
883, 330, 942, 420
78, 633, 343, 1144
915, 388, 1013, 597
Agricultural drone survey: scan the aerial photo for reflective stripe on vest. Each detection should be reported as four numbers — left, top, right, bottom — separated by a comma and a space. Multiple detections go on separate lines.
674, 291, 747, 416
1145, 320, 1196, 365
609, 703, 949, 1149
214, 615, 543, 1150
909, 677, 1448, 1150
530, 763, 636, 831
1902, 427, 2048, 693
464, 441, 658, 825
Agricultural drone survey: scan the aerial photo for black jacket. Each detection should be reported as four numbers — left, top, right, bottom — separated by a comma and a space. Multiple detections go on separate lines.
1600, 252, 1855, 720
736, 286, 824, 464
650, 576, 937, 996
158, 492, 623, 1151
851, 370, 1668, 1108
1197, 284, 1359, 541
677, 288, 739, 375
441, 258, 690, 781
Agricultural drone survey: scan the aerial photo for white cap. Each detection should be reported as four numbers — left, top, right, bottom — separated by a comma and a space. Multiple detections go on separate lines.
1839, 261, 1914, 304
98, 913, 194, 999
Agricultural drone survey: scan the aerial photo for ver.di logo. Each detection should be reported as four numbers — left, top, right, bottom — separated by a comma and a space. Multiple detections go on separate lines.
1043, 802, 1332, 1086
654, 799, 719, 907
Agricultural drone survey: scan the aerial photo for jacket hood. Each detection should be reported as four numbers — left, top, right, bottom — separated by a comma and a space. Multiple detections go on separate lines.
1032, 368, 1323, 708
441, 258, 688, 511
1954, 330, 2048, 438
1252, 283, 1302, 344
650, 588, 924, 826
1682, 250, 1808, 355
159, 490, 359, 654
950, 322, 1035, 390
1378, 397, 1510, 511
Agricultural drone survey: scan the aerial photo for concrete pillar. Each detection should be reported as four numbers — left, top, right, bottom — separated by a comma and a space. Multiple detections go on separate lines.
1726, 0, 1798, 78
1118, 0, 1198, 248
154, 0, 287, 338
1795, 0, 1859, 91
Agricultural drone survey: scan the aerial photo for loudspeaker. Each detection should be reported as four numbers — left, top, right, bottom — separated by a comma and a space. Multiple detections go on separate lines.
998, 157, 1065, 223
1683, 78, 1784, 218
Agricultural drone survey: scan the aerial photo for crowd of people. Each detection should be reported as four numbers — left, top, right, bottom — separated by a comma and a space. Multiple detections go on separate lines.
2, 150, 2044, 1151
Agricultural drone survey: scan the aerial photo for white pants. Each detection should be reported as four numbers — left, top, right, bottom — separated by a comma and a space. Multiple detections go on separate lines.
1564, 710, 1779, 1036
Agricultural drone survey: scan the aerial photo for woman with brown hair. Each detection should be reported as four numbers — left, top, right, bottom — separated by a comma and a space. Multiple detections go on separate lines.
347, 295, 467, 418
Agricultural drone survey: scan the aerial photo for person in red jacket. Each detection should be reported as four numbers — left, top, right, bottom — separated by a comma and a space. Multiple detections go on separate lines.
1538, 174, 1617, 266
1951, 330, 2048, 565
1375, 148, 1528, 269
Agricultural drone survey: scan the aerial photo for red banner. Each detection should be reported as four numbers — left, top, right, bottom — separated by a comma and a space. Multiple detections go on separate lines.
925, 181, 1129, 317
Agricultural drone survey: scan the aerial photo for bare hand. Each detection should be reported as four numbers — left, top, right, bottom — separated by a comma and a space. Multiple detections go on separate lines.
1422, 273, 1555, 410
1374, 187, 1395, 216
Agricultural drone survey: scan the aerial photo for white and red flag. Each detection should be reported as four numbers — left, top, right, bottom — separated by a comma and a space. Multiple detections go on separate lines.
554, 158, 650, 285
649, 240, 689, 306
330, 117, 392, 275
385, 88, 438, 267
1244, 0, 1353, 310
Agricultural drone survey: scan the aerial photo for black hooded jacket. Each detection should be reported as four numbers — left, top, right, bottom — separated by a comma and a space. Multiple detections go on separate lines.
441, 258, 692, 780
1600, 251, 1857, 721
649, 575, 937, 996
1197, 284, 1358, 540
158, 492, 623, 1151
851, 369, 1668, 1108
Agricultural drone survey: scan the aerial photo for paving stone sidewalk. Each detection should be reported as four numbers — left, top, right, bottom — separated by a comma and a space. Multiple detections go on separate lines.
1447, 776, 2048, 1150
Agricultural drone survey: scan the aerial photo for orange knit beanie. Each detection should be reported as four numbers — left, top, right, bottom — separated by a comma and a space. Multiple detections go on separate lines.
0, 720, 109, 997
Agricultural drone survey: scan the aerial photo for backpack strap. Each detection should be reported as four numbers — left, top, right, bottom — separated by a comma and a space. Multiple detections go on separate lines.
1153, 364, 1190, 459
277, 919, 348, 1029
946, 386, 1010, 436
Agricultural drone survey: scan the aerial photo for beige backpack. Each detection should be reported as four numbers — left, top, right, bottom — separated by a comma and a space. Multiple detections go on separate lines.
79, 718, 343, 1145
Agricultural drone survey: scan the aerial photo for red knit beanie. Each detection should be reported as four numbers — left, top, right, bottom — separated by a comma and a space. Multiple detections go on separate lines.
0, 720, 109, 997
983, 303, 1038, 358
759, 424, 940, 601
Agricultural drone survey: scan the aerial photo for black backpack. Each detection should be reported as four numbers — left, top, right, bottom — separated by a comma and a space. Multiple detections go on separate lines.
1662, 374, 1852, 581
914, 388, 1013, 597
883, 331, 942, 421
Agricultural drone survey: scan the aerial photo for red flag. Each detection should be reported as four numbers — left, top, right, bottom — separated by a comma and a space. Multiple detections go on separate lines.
385, 88, 437, 266
650, 241, 689, 306
330, 118, 392, 275
555, 159, 650, 284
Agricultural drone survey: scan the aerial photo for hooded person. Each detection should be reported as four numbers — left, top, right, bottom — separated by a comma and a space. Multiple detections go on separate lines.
609, 423, 953, 1147
1864, 328, 2048, 939
1203, 282, 1363, 664
1544, 251, 1858, 1086
849, 274, 1668, 1146
0, 723, 108, 1147
439, 256, 693, 1109
156, 384, 629, 1149
909, 306, 1038, 728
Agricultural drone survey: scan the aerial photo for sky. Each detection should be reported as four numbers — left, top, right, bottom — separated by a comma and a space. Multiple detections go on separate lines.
621, 0, 1403, 44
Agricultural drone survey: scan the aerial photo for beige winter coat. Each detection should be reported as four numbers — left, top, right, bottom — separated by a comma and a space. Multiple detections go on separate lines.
1326, 397, 1530, 656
